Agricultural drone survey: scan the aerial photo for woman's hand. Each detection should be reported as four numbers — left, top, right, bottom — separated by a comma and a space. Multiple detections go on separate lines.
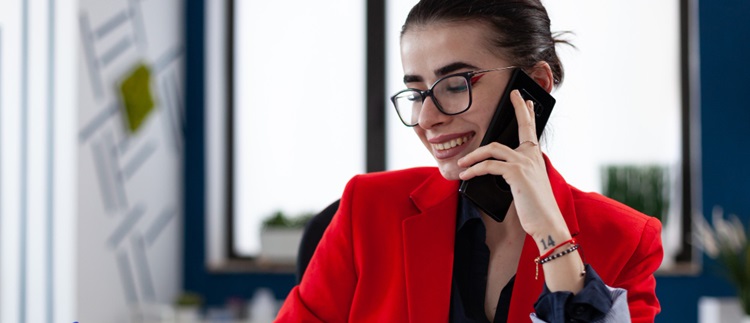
457, 89, 584, 293
457, 89, 569, 244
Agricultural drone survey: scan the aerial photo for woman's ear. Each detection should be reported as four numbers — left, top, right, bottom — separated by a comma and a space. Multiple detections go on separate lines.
529, 61, 554, 93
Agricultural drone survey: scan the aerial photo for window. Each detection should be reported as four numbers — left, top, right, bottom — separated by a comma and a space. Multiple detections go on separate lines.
231, 0, 366, 257
214, 0, 698, 269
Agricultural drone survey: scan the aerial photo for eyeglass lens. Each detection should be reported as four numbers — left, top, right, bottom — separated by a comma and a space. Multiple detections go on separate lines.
393, 75, 471, 126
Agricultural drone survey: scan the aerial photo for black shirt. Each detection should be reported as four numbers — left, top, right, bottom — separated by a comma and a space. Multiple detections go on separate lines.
450, 196, 514, 323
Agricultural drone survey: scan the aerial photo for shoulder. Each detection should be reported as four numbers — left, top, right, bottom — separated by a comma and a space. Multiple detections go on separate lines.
570, 186, 660, 236
338, 167, 443, 213
337, 167, 446, 248
569, 186, 663, 280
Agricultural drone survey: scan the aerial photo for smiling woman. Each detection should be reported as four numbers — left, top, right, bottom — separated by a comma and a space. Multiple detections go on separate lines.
275, 0, 667, 321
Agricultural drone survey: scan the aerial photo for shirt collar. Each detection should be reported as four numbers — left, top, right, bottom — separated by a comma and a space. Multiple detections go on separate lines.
457, 196, 483, 231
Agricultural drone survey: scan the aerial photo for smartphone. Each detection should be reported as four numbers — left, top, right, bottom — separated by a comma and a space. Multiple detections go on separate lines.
458, 68, 556, 222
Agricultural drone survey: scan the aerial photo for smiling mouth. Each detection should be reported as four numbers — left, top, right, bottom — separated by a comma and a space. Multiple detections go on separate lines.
432, 134, 473, 151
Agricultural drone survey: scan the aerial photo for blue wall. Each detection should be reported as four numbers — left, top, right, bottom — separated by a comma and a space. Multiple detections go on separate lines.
655, 1, 750, 322
184, 1, 750, 322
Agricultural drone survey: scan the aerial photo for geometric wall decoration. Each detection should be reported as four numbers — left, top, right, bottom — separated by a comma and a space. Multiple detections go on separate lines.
76, 0, 185, 320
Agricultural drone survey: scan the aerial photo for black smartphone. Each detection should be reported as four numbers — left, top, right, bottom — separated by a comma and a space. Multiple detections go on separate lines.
458, 68, 555, 222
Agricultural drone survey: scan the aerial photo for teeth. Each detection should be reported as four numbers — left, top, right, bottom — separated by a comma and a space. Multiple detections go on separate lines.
434, 135, 471, 151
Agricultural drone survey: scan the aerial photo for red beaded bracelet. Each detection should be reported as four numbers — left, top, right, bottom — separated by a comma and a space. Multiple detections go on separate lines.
534, 238, 578, 280
539, 238, 576, 260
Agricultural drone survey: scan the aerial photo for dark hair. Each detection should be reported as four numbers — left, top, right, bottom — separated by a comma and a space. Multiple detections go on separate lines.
402, 0, 571, 86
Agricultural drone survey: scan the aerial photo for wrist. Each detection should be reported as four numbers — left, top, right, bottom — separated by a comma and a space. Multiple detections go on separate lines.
532, 229, 572, 254
528, 209, 569, 246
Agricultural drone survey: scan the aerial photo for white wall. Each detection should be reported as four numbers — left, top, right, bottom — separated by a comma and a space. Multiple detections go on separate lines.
76, 0, 185, 321
0, 0, 184, 321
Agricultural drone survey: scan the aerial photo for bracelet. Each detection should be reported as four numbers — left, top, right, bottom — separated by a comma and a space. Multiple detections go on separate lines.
534, 244, 580, 280
539, 244, 579, 264
539, 238, 576, 260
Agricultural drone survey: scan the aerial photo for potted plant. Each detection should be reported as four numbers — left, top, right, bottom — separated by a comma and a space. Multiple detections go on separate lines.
694, 206, 750, 321
602, 165, 670, 224
174, 291, 202, 323
260, 211, 313, 263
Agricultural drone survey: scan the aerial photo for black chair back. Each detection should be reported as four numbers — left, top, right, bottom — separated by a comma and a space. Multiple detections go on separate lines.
296, 199, 340, 283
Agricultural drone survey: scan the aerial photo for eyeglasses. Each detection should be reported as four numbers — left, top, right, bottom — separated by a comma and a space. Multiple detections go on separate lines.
390, 66, 516, 127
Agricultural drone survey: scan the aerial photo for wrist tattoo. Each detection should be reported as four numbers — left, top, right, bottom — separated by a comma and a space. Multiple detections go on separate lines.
540, 235, 556, 250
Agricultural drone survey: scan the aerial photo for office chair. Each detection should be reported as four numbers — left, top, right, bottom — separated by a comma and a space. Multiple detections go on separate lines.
296, 199, 340, 283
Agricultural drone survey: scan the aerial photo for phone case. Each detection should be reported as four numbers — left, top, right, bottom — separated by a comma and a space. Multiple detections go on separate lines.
458, 68, 556, 222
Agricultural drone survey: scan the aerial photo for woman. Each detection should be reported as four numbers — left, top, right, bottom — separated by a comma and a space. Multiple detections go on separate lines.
276, 0, 662, 322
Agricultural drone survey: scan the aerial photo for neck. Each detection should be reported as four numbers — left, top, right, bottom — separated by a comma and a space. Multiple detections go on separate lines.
481, 203, 525, 247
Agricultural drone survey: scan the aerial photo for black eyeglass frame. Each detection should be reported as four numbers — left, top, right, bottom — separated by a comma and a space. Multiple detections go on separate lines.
390, 66, 517, 127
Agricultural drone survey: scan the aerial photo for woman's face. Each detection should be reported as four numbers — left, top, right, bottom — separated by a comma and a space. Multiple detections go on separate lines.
400, 22, 513, 180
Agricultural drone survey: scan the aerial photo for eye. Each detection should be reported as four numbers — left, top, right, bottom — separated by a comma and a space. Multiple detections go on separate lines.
446, 83, 468, 93
442, 78, 469, 93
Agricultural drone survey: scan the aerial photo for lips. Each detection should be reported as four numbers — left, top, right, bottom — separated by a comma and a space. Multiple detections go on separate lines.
429, 132, 475, 159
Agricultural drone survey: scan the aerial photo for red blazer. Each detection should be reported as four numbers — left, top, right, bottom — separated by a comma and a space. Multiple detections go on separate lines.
276, 157, 662, 322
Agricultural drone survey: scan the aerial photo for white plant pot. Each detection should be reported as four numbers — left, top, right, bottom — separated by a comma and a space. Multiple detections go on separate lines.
698, 297, 748, 323
175, 306, 201, 323
260, 228, 304, 263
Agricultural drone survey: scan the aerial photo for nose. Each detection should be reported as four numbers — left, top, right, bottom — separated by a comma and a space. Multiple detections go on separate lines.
417, 96, 450, 129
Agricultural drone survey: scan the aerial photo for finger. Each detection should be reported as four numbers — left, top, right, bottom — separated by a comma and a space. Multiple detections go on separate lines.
459, 158, 526, 185
510, 90, 537, 145
457, 142, 516, 168
458, 159, 511, 181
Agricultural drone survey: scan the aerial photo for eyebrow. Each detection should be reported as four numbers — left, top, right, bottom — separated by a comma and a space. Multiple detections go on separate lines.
402, 61, 479, 84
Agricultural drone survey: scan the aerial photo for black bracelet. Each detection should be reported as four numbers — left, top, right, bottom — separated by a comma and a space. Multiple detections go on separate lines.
538, 243, 579, 265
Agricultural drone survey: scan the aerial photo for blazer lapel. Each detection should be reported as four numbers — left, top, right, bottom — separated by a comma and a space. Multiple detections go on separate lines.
402, 171, 458, 323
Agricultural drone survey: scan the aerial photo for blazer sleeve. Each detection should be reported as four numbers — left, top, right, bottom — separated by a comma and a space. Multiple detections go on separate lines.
615, 216, 663, 323
274, 176, 360, 322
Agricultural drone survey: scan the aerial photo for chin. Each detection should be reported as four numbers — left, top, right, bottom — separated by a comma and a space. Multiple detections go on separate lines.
437, 163, 462, 181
